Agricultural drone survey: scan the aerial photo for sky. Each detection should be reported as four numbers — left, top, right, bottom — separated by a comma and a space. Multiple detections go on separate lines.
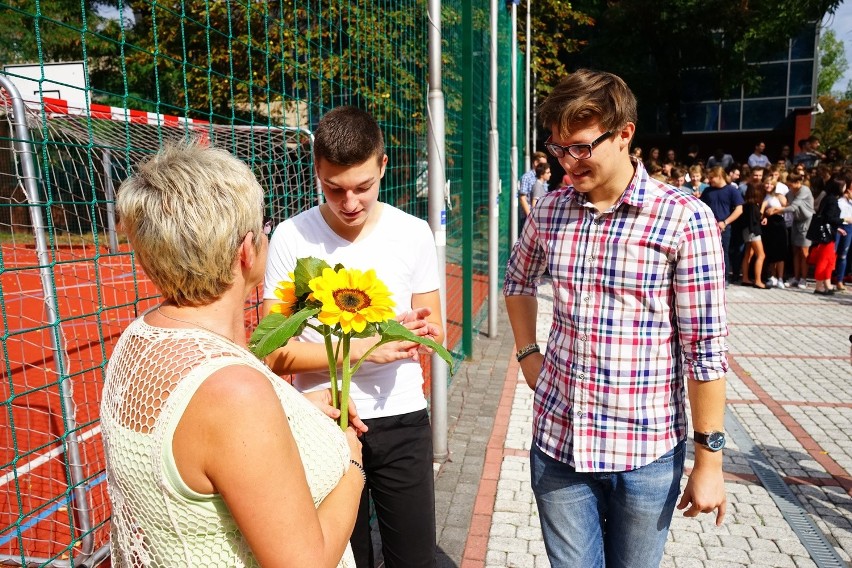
824, 0, 852, 93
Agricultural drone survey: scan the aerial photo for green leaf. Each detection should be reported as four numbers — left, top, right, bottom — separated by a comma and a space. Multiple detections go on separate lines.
379, 320, 455, 369
249, 307, 321, 359
294, 257, 331, 298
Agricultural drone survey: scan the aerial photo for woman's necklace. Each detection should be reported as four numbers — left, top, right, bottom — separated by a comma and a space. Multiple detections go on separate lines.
156, 306, 234, 343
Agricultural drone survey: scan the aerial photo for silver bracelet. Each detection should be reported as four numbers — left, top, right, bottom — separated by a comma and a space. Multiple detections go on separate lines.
350, 459, 366, 482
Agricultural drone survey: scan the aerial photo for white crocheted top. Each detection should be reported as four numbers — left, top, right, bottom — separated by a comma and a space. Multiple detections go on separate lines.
101, 316, 355, 567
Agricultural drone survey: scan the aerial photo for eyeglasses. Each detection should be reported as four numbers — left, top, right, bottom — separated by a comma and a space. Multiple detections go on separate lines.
545, 131, 613, 160
263, 217, 274, 236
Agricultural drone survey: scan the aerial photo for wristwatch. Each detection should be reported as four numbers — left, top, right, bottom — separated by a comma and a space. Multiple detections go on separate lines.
694, 430, 726, 452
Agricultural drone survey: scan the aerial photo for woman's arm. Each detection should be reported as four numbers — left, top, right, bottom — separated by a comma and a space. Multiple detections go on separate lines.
173, 366, 364, 568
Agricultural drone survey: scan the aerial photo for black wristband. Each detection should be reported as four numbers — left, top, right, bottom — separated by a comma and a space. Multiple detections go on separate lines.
516, 343, 540, 362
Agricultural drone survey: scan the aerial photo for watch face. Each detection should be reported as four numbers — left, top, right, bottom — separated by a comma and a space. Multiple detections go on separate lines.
707, 432, 726, 451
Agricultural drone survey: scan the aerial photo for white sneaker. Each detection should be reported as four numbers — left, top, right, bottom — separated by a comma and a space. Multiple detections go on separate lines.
767, 276, 778, 287
775, 280, 786, 289
786, 278, 799, 287
797, 280, 808, 289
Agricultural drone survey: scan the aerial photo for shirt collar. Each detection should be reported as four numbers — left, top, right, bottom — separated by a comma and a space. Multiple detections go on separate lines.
561, 158, 649, 210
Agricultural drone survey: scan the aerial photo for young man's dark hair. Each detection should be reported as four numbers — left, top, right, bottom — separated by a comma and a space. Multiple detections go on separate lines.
313, 105, 385, 166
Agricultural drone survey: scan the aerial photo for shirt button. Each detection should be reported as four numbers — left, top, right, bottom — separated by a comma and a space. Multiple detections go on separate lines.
584, 295, 591, 303
576, 410, 583, 417
580, 334, 587, 341
578, 373, 585, 379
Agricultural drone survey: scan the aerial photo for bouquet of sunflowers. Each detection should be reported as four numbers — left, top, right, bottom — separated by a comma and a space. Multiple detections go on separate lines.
250, 257, 453, 429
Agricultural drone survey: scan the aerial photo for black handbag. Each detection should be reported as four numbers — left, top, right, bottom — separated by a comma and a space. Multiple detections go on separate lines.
806, 214, 833, 244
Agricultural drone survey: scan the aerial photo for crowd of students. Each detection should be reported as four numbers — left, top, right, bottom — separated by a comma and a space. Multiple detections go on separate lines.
633, 139, 852, 293
520, 137, 852, 294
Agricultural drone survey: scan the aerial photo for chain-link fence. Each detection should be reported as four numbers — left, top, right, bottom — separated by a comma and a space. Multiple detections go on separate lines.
0, 1, 523, 564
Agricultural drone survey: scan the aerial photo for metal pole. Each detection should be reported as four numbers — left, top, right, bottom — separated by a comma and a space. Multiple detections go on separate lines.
525, 0, 531, 163
509, 3, 519, 247
0, 74, 99, 568
427, 0, 449, 463
488, 0, 499, 338
102, 149, 120, 254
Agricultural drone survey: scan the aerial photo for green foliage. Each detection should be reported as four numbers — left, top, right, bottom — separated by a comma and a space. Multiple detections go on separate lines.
249, 307, 320, 359
814, 94, 852, 157
517, 0, 594, 99
818, 28, 849, 96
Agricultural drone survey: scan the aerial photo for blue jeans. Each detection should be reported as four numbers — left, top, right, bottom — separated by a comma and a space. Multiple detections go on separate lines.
530, 441, 685, 568
835, 224, 852, 282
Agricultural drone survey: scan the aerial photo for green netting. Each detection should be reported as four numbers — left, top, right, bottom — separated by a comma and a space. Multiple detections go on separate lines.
0, 0, 521, 564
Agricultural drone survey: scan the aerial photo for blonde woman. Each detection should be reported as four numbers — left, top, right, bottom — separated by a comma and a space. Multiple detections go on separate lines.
101, 143, 364, 567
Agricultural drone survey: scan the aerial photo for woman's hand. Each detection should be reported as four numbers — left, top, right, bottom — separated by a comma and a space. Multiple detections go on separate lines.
345, 427, 363, 466
302, 389, 368, 434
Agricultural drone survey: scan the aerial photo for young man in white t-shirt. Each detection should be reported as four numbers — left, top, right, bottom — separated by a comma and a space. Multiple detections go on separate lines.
263, 106, 443, 568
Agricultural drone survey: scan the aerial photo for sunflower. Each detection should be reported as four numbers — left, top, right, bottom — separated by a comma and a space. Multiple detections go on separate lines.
309, 267, 395, 333
269, 273, 298, 316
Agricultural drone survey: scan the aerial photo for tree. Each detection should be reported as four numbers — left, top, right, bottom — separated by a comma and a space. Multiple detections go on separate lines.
516, 0, 594, 100
562, 0, 844, 141
814, 94, 851, 157
818, 28, 848, 96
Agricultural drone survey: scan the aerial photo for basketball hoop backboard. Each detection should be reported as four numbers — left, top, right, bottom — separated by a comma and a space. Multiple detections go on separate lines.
2, 61, 87, 110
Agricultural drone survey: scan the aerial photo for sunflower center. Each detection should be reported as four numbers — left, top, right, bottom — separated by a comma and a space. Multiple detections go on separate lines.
333, 288, 371, 312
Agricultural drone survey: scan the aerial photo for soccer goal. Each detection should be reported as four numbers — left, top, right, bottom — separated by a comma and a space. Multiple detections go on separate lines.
0, 73, 316, 567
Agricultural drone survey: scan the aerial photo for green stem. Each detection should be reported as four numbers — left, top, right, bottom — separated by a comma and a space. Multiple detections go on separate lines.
323, 331, 338, 408
340, 334, 351, 431
350, 337, 393, 377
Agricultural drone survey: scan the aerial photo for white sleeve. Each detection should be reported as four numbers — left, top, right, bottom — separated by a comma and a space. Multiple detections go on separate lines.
263, 220, 298, 300
410, 219, 440, 294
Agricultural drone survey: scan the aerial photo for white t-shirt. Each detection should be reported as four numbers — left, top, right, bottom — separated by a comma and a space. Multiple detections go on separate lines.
264, 204, 440, 419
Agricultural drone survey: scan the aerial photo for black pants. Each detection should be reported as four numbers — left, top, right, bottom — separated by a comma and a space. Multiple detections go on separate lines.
350, 409, 437, 568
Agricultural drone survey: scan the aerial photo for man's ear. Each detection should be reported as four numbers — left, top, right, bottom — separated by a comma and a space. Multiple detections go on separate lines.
617, 123, 636, 152
379, 154, 389, 178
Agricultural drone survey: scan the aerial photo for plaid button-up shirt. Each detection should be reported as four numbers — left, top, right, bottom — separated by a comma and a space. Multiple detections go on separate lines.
504, 160, 728, 472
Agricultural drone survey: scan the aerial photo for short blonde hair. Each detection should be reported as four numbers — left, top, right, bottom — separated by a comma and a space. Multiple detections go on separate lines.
538, 68, 638, 137
117, 142, 265, 306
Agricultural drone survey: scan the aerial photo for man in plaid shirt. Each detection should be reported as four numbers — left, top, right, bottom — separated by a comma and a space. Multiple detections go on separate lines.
504, 69, 728, 568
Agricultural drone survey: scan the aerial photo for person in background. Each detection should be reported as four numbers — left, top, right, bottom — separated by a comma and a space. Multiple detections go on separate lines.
686, 164, 708, 197
669, 167, 690, 195
707, 148, 734, 172
747, 141, 771, 168
740, 183, 767, 289
101, 142, 365, 568
531, 162, 552, 208
793, 136, 825, 169
761, 177, 788, 289
263, 106, 444, 568
700, 166, 743, 287
645, 146, 661, 172
505, 68, 727, 568
683, 144, 700, 168
730, 166, 765, 282
808, 178, 850, 295
833, 180, 852, 291
520, 151, 549, 231
558, 173, 572, 191
780, 173, 814, 289
778, 144, 793, 171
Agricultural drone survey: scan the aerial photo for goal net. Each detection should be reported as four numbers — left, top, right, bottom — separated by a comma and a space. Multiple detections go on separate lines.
0, 83, 315, 566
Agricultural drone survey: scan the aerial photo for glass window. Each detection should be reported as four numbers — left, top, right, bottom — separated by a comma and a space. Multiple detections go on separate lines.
681, 68, 717, 102
788, 96, 812, 109
745, 63, 788, 98
791, 27, 816, 59
789, 62, 813, 96
741, 99, 786, 130
682, 102, 719, 132
720, 102, 741, 131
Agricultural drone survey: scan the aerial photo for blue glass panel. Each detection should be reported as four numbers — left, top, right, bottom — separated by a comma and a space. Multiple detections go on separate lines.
742, 99, 786, 130
683, 102, 719, 132
746, 63, 788, 98
789, 61, 813, 96
720, 102, 741, 131
791, 27, 816, 59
